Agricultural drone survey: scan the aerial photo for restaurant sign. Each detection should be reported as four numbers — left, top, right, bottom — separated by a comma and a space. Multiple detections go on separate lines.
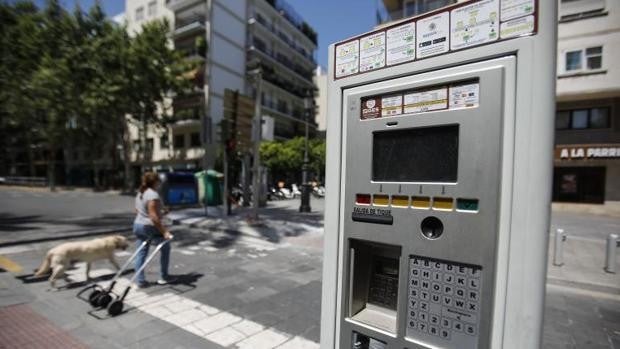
555, 144, 620, 160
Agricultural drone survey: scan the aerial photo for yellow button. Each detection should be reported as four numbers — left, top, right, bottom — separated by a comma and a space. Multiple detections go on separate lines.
373, 194, 390, 206
411, 196, 431, 209
433, 197, 454, 211
392, 195, 409, 207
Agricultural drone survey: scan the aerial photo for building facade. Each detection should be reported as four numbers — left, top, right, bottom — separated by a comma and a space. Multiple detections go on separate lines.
377, 0, 620, 205
554, 0, 620, 204
121, 0, 318, 172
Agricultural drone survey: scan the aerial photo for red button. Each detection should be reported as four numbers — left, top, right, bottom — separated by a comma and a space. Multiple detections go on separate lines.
356, 194, 371, 205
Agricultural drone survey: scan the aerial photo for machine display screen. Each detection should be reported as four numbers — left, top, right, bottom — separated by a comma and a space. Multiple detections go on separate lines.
372, 125, 459, 182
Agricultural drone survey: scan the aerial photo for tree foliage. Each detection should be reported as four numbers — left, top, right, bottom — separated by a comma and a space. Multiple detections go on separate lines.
260, 137, 326, 183
0, 0, 192, 190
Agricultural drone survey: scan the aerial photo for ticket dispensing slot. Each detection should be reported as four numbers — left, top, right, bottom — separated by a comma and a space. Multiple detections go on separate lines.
349, 240, 401, 334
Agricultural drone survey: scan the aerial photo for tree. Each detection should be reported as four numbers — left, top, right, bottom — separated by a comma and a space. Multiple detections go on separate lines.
260, 137, 326, 184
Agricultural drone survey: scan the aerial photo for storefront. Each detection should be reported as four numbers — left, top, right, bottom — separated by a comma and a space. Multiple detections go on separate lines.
553, 144, 620, 204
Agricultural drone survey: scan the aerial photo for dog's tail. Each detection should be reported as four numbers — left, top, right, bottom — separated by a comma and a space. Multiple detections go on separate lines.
34, 253, 52, 276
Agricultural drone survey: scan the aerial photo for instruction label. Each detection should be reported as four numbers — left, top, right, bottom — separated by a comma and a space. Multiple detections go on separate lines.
451, 0, 499, 51
500, 0, 535, 21
360, 32, 386, 72
361, 97, 382, 119
386, 22, 416, 66
450, 83, 480, 109
416, 12, 450, 59
500, 15, 534, 39
381, 95, 403, 117
335, 40, 359, 78
404, 88, 448, 114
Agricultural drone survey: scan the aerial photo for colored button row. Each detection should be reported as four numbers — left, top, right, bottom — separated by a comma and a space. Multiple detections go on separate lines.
356, 194, 479, 212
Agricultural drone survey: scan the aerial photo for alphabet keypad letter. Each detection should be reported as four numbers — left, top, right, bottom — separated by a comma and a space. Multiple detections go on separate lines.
407, 256, 482, 348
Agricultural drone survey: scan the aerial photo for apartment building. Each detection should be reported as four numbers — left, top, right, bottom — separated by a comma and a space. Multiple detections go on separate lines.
377, 0, 620, 205
553, 0, 620, 204
121, 0, 317, 173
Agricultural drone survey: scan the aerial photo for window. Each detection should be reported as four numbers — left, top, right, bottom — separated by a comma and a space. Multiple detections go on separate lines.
160, 135, 169, 149
565, 51, 582, 71
564, 46, 603, 73
174, 134, 185, 148
146, 138, 154, 151
556, 107, 611, 130
147, 1, 157, 17
190, 132, 201, 147
135, 6, 144, 21
586, 47, 602, 69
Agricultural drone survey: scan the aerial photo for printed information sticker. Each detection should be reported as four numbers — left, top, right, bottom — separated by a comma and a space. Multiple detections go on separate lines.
386, 23, 416, 66
500, 0, 535, 21
335, 40, 359, 78
500, 15, 534, 39
404, 88, 448, 114
451, 0, 499, 51
361, 97, 381, 120
360, 32, 386, 72
381, 95, 403, 117
416, 12, 450, 59
450, 83, 480, 109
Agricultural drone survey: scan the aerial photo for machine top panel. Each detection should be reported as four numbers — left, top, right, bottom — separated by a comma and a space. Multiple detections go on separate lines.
334, 0, 537, 79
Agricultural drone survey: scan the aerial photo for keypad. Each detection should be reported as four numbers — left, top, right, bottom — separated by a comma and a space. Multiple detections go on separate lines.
407, 256, 482, 347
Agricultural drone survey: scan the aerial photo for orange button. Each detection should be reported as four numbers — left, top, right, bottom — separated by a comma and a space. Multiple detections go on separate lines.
411, 196, 431, 209
433, 197, 453, 211
391, 195, 409, 208
373, 194, 390, 206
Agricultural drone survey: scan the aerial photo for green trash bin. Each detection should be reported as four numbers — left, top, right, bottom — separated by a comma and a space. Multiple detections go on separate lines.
195, 170, 223, 206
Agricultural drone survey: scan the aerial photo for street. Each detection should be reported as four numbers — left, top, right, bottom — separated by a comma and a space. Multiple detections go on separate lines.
0, 187, 619, 348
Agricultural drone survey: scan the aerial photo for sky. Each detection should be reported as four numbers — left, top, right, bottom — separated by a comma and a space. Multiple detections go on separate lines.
30, 0, 379, 69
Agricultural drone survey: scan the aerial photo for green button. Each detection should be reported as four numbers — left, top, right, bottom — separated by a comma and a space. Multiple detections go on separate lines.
457, 198, 479, 212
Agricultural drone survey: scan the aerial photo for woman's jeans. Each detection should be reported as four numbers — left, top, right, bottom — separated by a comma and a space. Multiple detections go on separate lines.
133, 223, 170, 284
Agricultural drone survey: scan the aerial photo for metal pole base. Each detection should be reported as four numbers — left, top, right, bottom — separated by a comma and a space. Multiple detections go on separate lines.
299, 183, 312, 213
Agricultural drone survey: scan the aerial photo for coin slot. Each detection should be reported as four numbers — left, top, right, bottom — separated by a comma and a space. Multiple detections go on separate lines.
421, 216, 444, 240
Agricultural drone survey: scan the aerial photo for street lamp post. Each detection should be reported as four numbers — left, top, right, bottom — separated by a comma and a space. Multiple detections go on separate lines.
299, 90, 313, 213
248, 64, 262, 220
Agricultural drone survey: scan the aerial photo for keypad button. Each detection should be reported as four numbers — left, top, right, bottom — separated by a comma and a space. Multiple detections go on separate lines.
408, 320, 417, 329
433, 262, 443, 271
455, 287, 466, 299
410, 310, 417, 318
411, 289, 419, 298
440, 328, 451, 340
443, 285, 454, 295
432, 272, 442, 282
418, 311, 428, 322
430, 314, 440, 325
431, 294, 441, 304
418, 322, 428, 333
422, 260, 431, 269
468, 302, 478, 312
455, 299, 466, 310
444, 264, 455, 273
441, 318, 452, 329
442, 296, 453, 307
456, 266, 467, 275
421, 270, 431, 279
421, 281, 430, 290
468, 290, 479, 301
465, 324, 477, 336
411, 267, 421, 277
409, 300, 418, 309
469, 278, 480, 290
453, 321, 464, 332
432, 283, 442, 292
444, 274, 455, 284
429, 325, 439, 336
456, 276, 467, 286
411, 279, 419, 287
419, 301, 429, 311
420, 291, 430, 301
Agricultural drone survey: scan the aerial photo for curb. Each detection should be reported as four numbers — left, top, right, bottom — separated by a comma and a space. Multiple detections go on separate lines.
0, 227, 132, 248
546, 276, 620, 295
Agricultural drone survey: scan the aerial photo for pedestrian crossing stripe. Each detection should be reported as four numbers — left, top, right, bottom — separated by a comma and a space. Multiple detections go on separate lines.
0, 255, 23, 273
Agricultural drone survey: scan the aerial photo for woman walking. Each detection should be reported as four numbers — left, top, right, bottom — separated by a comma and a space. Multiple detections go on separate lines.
133, 172, 172, 288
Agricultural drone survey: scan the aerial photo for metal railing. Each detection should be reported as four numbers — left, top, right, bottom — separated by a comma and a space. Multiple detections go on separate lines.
0, 176, 48, 187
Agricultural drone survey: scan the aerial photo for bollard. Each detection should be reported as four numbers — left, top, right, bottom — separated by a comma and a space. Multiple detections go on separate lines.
604, 233, 618, 274
553, 229, 567, 267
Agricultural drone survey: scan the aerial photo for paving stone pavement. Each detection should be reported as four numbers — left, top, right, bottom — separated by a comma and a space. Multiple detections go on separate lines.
0, 224, 323, 349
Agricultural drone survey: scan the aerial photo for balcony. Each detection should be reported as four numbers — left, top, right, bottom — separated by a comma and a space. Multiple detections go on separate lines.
173, 16, 206, 38
166, 0, 202, 12
263, 0, 317, 45
247, 42, 314, 85
249, 14, 316, 66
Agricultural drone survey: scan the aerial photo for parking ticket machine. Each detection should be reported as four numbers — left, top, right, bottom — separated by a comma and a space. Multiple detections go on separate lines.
320, 1, 557, 348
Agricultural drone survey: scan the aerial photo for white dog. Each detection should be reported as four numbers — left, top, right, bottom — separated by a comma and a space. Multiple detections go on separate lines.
34, 235, 129, 288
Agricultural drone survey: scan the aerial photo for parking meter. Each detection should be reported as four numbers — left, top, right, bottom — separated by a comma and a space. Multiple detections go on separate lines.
321, 1, 557, 348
